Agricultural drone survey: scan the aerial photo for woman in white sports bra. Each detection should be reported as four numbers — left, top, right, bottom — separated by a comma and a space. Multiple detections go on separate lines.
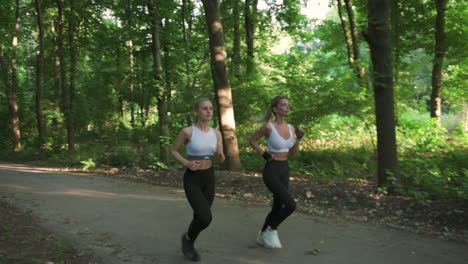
249, 95, 305, 249
171, 98, 225, 261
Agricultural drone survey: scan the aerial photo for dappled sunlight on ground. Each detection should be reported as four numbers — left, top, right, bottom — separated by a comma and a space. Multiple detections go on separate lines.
0, 183, 183, 201
0, 163, 66, 174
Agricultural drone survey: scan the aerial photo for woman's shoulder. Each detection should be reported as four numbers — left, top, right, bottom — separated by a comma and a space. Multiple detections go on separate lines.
260, 122, 272, 134
211, 127, 221, 135
181, 126, 193, 138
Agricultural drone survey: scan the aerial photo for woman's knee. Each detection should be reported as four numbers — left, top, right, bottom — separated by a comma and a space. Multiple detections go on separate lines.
286, 199, 296, 213
198, 213, 213, 229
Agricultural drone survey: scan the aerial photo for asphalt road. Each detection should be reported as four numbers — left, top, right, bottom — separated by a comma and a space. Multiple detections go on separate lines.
0, 162, 467, 264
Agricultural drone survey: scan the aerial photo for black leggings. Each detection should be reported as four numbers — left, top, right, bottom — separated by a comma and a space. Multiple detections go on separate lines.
183, 167, 215, 242
262, 160, 296, 231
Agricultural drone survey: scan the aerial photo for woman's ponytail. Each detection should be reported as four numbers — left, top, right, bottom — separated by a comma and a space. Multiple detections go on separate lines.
256, 95, 288, 123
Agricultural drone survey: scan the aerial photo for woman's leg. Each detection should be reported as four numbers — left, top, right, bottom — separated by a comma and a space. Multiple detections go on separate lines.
184, 168, 215, 242
262, 161, 296, 231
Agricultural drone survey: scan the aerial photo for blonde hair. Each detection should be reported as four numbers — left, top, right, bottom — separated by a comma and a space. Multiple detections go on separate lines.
257, 95, 288, 123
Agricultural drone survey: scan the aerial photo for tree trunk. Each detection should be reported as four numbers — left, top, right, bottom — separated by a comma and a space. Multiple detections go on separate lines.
201, 0, 242, 170
182, 0, 191, 75
148, 0, 170, 163
337, 0, 355, 66
127, 0, 135, 128
344, 0, 366, 80
182, 0, 190, 84
55, 0, 67, 142
391, 0, 400, 83
67, 0, 77, 150
35, 0, 46, 148
0, 0, 23, 152
0, 42, 22, 152
51, 20, 61, 133
232, 0, 241, 77
181, 0, 196, 120
244, 0, 257, 74
430, 0, 448, 125
366, 0, 398, 188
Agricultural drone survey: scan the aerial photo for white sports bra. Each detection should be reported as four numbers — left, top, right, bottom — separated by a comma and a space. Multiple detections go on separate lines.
186, 126, 217, 160
267, 122, 295, 152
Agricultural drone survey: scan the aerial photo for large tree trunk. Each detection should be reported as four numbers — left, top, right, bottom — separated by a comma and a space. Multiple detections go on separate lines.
244, 0, 257, 74
366, 0, 398, 188
201, 0, 242, 170
430, 0, 448, 125
35, 0, 46, 148
0, 42, 22, 152
148, 0, 170, 163
67, 0, 77, 150
0, 0, 23, 152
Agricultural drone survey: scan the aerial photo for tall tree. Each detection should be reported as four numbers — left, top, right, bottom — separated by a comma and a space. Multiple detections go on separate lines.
0, 0, 22, 152
430, 0, 448, 125
35, 0, 46, 148
365, 0, 399, 187
148, 0, 170, 163
201, 0, 242, 170
232, 0, 241, 77
126, 0, 136, 128
244, 0, 258, 74
181, 0, 191, 82
391, 0, 400, 83
336, 0, 367, 89
55, 0, 67, 142
67, 0, 77, 150
51, 19, 61, 134
344, 0, 366, 80
337, 0, 355, 67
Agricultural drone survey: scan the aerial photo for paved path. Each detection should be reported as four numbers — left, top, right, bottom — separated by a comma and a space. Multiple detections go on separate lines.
0, 163, 466, 264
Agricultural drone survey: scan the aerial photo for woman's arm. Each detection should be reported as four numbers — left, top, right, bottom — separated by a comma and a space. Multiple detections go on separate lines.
171, 127, 200, 170
289, 125, 304, 156
249, 124, 270, 155
215, 129, 225, 163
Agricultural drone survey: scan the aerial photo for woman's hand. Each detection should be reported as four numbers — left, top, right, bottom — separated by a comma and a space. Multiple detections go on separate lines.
186, 160, 201, 171
262, 151, 273, 161
295, 126, 305, 140
217, 152, 225, 163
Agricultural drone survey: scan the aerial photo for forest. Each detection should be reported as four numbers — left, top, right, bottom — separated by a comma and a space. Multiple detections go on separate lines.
0, 0, 467, 203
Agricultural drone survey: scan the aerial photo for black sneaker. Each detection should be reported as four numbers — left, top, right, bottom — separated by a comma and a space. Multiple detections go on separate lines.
181, 233, 201, 262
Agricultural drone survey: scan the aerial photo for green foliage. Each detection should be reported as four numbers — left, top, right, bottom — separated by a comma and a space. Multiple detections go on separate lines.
81, 158, 96, 171
397, 110, 468, 200
290, 148, 373, 180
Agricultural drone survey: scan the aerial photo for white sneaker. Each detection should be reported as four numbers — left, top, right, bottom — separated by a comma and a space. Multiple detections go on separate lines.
257, 226, 282, 248
257, 231, 267, 247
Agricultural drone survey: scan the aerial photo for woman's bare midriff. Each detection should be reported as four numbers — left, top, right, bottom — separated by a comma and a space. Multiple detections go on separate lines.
272, 152, 289, 161
193, 159, 213, 170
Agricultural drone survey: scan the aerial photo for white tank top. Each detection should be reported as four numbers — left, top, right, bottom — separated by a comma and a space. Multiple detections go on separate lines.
186, 126, 217, 160
267, 122, 295, 152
